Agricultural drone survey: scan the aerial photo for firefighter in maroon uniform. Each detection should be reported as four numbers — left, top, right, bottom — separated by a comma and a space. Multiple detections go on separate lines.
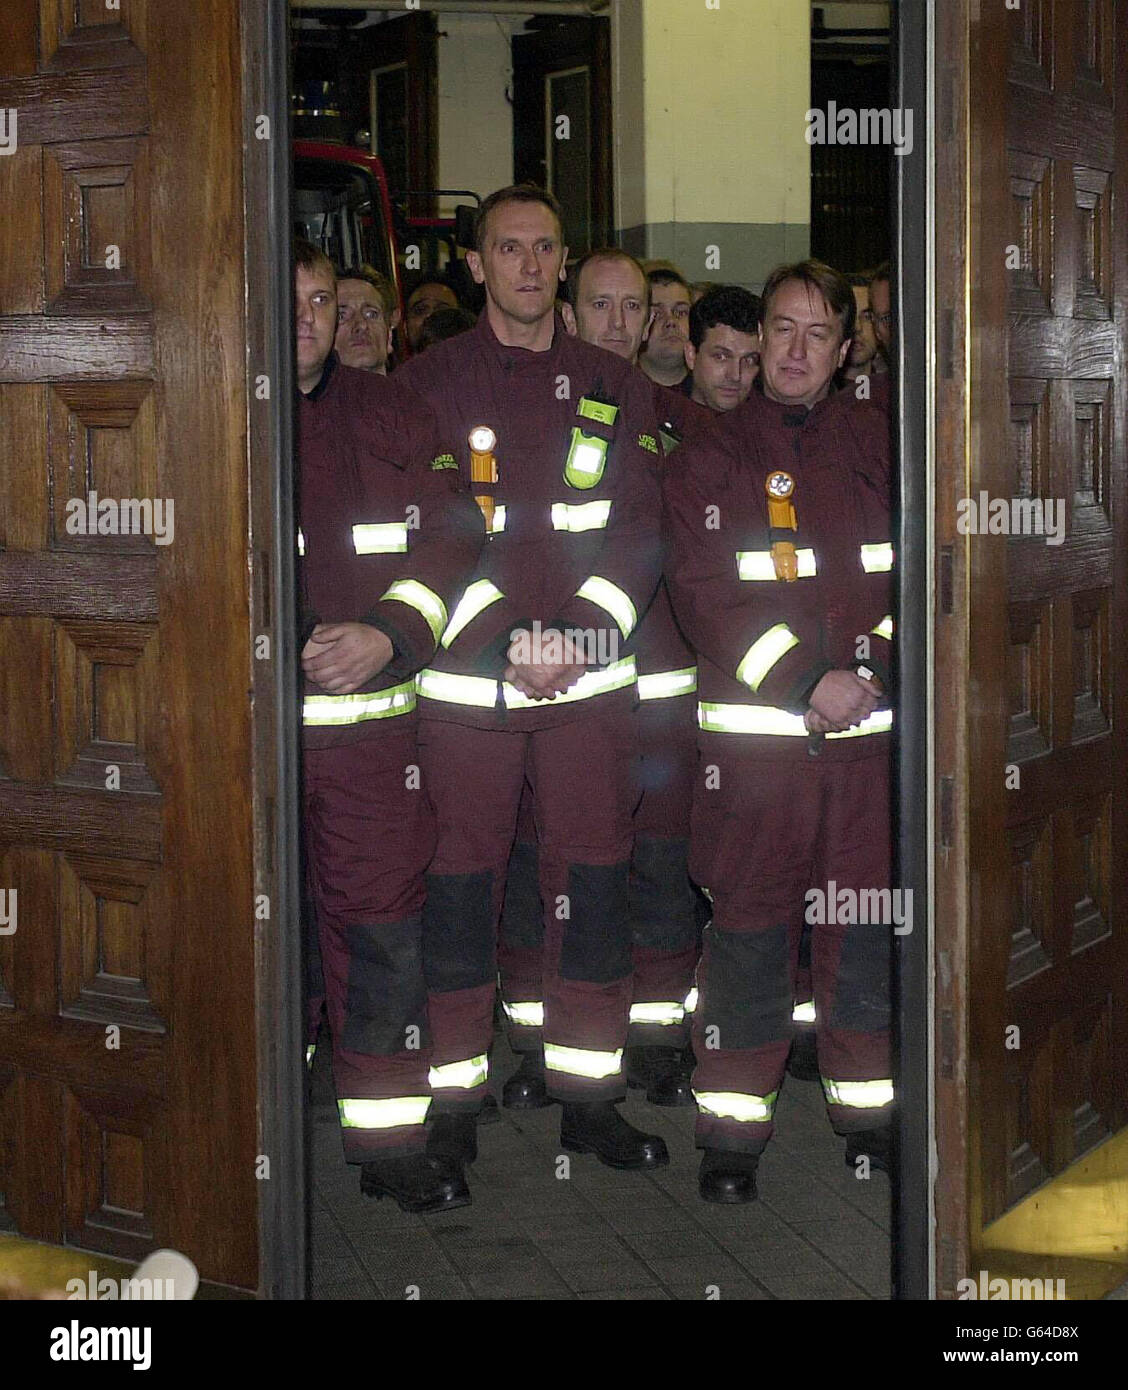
664, 260, 895, 1203
394, 189, 667, 1177
295, 241, 483, 1212
496, 248, 710, 1110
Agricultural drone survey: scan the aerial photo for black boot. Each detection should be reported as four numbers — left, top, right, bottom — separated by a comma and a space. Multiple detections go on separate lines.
360, 1152, 471, 1214
426, 1110, 479, 1165
502, 1050, 553, 1109
624, 1044, 695, 1107
844, 1127, 892, 1173
479, 1093, 501, 1125
697, 1148, 759, 1204
786, 1028, 820, 1082
560, 1100, 669, 1170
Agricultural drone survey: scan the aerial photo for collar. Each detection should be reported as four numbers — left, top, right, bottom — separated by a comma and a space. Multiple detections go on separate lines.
301, 351, 339, 403
475, 306, 564, 368
753, 375, 840, 427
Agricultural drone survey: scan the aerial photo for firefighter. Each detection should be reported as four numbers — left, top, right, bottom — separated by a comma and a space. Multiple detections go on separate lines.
295, 239, 484, 1212
496, 249, 710, 1110
664, 259, 895, 1202
394, 187, 668, 1178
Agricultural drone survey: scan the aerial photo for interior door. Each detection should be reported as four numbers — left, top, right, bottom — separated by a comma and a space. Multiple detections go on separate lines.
933, 0, 1128, 1296
0, 0, 300, 1295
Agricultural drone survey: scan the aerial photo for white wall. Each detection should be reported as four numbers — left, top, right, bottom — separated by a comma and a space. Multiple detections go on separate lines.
437, 14, 520, 218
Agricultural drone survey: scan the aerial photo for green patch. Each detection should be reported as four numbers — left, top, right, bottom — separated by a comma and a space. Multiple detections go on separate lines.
638, 433, 658, 455
430, 453, 457, 471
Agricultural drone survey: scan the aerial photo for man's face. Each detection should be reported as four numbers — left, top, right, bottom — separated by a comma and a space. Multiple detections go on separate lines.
467, 201, 566, 330
564, 257, 652, 363
759, 278, 850, 408
405, 282, 458, 352
685, 323, 760, 412
641, 280, 692, 372
295, 264, 337, 392
847, 285, 877, 369
335, 278, 395, 372
869, 277, 892, 352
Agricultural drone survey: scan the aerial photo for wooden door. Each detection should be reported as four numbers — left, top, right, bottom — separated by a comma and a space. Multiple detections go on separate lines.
933, 0, 1128, 1291
0, 0, 300, 1294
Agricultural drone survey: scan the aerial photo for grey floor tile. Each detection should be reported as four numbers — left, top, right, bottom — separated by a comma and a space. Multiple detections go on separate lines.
577, 1287, 671, 1301
667, 1280, 773, 1301
554, 1258, 660, 1294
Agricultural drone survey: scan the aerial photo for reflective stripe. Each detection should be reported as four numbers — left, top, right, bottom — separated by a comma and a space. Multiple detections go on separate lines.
338, 1096, 431, 1129
737, 548, 817, 581
488, 504, 507, 534
575, 576, 638, 639
792, 1000, 817, 1024
698, 703, 893, 739
353, 521, 408, 554
297, 528, 306, 556
305, 1044, 316, 1069
872, 614, 894, 641
418, 655, 637, 711
428, 1055, 489, 1090
695, 1090, 778, 1123
860, 542, 894, 573
440, 578, 506, 649
502, 1000, 544, 1028
303, 679, 416, 726
821, 1077, 894, 1109
544, 1042, 622, 1080
551, 499, 612, 532
629, 1001, 685, 1027
683, 987, 699, 1014
637, 666, 697, 701
380, 578, 448, 645
735, 623, 799, 691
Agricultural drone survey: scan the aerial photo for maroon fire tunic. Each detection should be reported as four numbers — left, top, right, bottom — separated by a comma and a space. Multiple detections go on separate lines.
663, 384, 893, 763
393, 311, 663, 730
297, 357, 484, 748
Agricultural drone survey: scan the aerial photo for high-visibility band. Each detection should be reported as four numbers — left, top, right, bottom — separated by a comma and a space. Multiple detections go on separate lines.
698, 702, 893, 739
860, 542, 894, 573
353, 521, 408, 554
338, 1096, 431, 1129
551, 499, 612, 532
305, 1044, 316, 1069
695, 1090, 778, 1123
502, 1000, 544, 1028
735, 623, 799, 691
380, 578, 448, 645
872, 614, 894, 641
440, 578, 506, 649
737, 548, 817, 581
629, 1001, 686, 1026
544, 1042, 623, 1080
575, 575, 637, 639
638, 666, 697, 701
577, 397, 618, 426
418, 656, 637, 711
297, 529, 306, 556
488, 504, 507, 534
303, 679, 416, 726
683, 986, 699, 1014
792, 1000, 817, 1024
821, 1077, 894, 1109
428, 1055, 489, 1090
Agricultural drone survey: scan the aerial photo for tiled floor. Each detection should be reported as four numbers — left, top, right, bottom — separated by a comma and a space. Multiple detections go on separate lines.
310, 1042, 892, 1301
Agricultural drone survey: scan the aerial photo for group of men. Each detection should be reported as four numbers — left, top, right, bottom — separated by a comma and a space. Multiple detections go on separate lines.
296, 181, 895, 1215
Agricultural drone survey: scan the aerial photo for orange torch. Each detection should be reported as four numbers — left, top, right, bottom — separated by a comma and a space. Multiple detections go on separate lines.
765, 470, 798, 581
468, 425, 498, 530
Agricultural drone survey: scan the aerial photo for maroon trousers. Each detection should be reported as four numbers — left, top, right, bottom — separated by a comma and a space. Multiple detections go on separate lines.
689, 742, 893, 1155
419, 712, 637, 1107
304, 730, 435, 1160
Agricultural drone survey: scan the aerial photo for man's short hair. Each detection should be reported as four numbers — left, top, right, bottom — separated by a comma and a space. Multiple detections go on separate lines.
405, 272, 461, 308
295, 237, 335, 283
474, 183, 565, 253
869, 260, 891, 289
759, 258, 855, 343
418, 306, 477, 350
337, 263, 397, 316
565, 248, 649, 309
689, 284, 762, 349
645, 265, 691, 294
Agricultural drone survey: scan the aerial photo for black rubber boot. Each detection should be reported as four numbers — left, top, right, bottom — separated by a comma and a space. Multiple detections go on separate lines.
559, 1100, 669, 1170
360, 1153, 471, 1214
502, 1050, 553, 1110
624, 1044, 695, 1106
844, 1127, 892, 1173
426, 1110, 479, 1165
786, 1028, 820, 1082
697, 1148, 760, 1204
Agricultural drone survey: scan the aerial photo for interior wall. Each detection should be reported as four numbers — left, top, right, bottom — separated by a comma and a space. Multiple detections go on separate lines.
437, 14, 520, 217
